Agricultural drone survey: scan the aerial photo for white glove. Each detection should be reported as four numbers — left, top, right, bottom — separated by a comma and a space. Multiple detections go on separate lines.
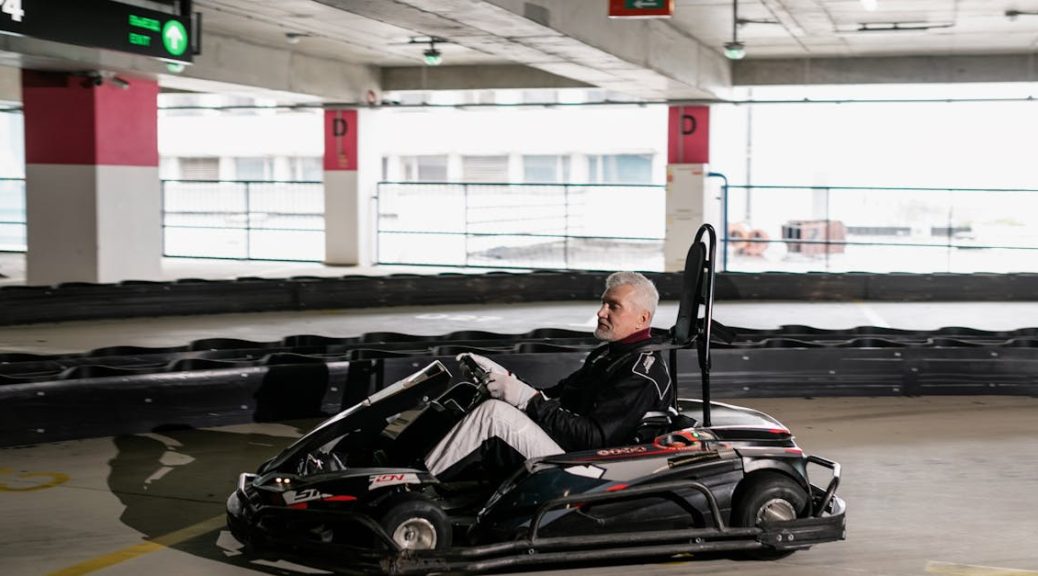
457, 352, 510, 376
487, 372, 537, 410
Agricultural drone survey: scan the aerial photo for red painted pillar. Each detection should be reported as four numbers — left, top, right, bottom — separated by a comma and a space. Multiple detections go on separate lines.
22, 70, 161, 284
665, 105, 716, 271
668, 105, 710, 165
323, 108, 362, 265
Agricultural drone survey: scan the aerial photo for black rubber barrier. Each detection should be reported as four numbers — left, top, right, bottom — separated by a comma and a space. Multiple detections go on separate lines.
1, 326, 1036, 447
0, 361, 350, 447
2, 270, 1037, 325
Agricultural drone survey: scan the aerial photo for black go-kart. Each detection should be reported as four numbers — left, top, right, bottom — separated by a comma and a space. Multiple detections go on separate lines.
226, 224, 846, 574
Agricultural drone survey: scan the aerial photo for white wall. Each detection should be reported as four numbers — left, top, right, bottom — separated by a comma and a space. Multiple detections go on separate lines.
368, 104, 667, 166
158, 111, 323, 157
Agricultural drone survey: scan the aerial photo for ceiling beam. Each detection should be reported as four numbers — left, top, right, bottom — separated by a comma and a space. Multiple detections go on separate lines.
382, 64, 591, 91
734, 54, 1038, 85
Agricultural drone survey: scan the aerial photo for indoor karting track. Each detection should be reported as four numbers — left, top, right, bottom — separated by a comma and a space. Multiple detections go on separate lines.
2, 299, 1037, 576
3, 395, 1038, 576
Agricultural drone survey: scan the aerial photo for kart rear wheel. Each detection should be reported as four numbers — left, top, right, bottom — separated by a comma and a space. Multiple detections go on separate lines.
732, 471, 808, 560
379, 494, 452, 551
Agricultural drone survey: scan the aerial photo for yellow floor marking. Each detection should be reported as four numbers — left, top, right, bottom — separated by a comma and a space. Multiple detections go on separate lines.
927, 561, 1038, 576
47, 514, 227, 576
0, 467, 70, 492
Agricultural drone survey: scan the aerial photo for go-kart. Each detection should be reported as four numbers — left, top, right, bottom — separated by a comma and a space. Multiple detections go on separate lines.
226, 224, 846, 574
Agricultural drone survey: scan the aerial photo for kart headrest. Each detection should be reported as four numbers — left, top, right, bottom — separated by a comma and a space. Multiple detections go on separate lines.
671, 241, 706, 346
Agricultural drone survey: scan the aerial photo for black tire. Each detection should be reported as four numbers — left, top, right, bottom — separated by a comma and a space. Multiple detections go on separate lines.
379, 494, 452, 551
732, 471, 808, 560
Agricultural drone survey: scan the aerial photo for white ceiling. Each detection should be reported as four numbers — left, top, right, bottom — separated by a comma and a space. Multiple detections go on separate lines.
676, 0, 1038, 57
5, 0, 1038, 102
196, 0, 1038, 66
197, 0, 509, 67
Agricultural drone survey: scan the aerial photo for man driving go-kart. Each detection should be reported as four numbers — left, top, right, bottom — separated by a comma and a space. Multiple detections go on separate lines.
226, 224, 846, 574
425, 271, 675, 481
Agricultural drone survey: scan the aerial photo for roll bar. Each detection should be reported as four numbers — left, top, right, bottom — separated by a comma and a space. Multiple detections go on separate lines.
669, 223, 718, 427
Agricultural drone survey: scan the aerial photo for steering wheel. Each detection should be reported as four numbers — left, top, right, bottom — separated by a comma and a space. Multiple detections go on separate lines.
456, 353, 492, 406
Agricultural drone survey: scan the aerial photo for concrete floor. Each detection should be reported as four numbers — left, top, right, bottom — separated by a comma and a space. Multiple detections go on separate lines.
3, 396, 1037, 576
3, 252, 1038, 575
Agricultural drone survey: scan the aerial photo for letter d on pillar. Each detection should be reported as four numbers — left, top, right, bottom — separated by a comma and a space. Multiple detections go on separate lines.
665, 105, 714, 271
668, 106, 709, 164
324, 109, 361, 265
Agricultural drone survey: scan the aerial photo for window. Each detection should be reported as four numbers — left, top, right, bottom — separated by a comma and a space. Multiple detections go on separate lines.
587, 154, 653, 184
289, 157, 323, 181
400, 155, 448, 181
179, 157, 219, 180
235, 157, 271, 181
462, 155, 509, 183
521, 90, 558, 104
523, 155, 570, 183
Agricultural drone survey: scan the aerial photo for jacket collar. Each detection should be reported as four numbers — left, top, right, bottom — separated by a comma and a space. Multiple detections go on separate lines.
607, 327, 653, 354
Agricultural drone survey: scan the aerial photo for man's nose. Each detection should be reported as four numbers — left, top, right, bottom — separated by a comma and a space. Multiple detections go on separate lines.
597, 305, 608, 318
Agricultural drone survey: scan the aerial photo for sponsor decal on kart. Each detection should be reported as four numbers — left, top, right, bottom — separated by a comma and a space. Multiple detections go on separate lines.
596, 445, 649, 457
368, 473, 421, 490
564, 464, 606, 479
283, 488, 331, 505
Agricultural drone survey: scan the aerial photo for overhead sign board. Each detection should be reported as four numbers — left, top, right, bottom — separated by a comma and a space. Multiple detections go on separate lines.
0, 0, 194, 63
608, 0, 674, 18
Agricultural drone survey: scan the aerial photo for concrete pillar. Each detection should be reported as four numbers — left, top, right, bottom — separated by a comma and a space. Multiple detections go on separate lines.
323, 108, 361, 265
0, 65, 20, 102
22, 70, 161, 285
664, 105, 716, 271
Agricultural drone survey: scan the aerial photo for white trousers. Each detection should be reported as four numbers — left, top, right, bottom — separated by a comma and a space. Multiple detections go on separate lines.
424, 400, 564, 477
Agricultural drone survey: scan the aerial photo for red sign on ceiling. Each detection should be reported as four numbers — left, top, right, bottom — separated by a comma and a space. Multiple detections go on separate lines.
608, 0, 674, 18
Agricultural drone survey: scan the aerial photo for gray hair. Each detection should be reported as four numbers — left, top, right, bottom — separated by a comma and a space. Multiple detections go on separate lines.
604, 271, 658, 318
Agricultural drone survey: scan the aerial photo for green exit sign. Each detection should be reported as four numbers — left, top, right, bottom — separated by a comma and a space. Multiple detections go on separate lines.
0, 0, 195, 63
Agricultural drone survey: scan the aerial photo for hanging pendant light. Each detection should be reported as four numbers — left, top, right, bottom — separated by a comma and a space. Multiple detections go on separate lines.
723, 0, 746, 60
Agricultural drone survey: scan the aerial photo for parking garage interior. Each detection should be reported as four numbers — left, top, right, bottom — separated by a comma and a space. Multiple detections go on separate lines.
2, 1, 1038, 575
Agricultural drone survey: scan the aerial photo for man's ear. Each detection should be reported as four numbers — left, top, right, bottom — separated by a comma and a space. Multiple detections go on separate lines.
639, 309, 651, 328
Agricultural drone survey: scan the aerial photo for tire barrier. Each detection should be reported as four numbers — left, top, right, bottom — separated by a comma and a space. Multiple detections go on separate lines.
1, 326, 1036, 447
727, 223, 770, 256
2, 271, 1037, 326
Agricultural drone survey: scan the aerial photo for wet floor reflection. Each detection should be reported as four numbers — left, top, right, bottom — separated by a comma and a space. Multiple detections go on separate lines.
106, 422, 347, 574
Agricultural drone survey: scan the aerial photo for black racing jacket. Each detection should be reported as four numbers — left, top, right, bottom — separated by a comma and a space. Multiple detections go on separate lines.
524, 335, 674, 452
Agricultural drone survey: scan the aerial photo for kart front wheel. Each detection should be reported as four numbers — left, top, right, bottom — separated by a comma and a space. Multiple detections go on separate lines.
379, 494, 452, 551
732, 471, 808, 560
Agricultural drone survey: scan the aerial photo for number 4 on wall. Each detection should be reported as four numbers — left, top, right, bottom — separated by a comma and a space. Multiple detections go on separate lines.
2, 0, 25, 22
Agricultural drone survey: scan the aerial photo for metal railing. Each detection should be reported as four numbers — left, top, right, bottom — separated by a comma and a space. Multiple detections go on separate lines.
1, 178, 327, 260
161, 179, 324, 261
375, 181, 665, 270
5, 177, 1038, 272
377, 179, 1038, 273
715, 181, 1038, 274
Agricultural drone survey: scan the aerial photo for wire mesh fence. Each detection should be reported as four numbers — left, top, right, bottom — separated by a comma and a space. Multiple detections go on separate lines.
720, 184, 1038, 273
162, 180, 324, 261
375, 182, 666, 270
3, 178, 1037, 272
